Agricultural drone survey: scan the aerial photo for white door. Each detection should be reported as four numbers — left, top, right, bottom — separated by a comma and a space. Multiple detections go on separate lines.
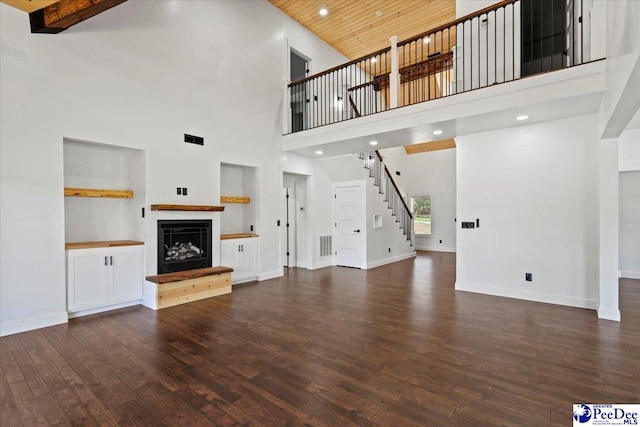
221, 240, 240, 282
67, 248, 109, 311
240, 239, 259, 279
110, 245, 144, 303
334, 181, 365, 268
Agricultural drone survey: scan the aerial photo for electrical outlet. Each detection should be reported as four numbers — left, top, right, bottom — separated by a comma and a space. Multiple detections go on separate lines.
177, 187, 181, 195
388, 248, 391, 253
439, 240, 442, 244
525, 273, 532, 282
182, 187, 187, 196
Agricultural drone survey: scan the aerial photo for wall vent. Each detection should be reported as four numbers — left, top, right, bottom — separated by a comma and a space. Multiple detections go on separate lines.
184, 134, 204, 145
319, 235, 332, 257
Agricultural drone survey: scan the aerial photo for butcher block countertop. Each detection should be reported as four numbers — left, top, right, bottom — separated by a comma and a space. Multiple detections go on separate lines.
220, 233, 259, 240
65, 240, 144, 250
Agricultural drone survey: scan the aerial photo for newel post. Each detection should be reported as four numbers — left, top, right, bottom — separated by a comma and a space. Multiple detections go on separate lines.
389, 35, 400, 109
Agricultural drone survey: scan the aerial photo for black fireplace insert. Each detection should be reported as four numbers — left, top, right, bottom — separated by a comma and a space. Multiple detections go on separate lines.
157, 220, 212, 274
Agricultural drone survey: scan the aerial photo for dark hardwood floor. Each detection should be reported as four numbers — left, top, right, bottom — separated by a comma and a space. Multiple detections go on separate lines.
1, 251, 639, 426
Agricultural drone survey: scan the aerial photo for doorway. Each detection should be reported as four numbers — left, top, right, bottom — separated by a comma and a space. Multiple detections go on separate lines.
281, 173, 310, 269
333, 181, 366, 269
290, 49, 310, 132
520, 0, 566, 76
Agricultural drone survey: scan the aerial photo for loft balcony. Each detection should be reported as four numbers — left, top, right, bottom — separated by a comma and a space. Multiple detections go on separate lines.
283, 0, 607, 157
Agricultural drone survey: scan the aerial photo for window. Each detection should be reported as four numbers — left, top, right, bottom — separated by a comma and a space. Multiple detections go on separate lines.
410, 195, 432, 235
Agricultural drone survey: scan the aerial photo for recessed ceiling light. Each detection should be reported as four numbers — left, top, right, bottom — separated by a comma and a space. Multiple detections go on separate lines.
319, 8, 328, 16
369, 141, 378, 146
315, 150, 323, 155
516, 115, 529, 121
433, 130, 443, 135
423, 36, 430, 44
375, 10, 383, 17
371, 57, 378, 63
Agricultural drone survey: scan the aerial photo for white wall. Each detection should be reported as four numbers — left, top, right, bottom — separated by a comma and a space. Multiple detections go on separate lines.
455, 115, 600, 309
619, 171, 640, 279
600, 0, 640, 138
619, 128, 640, 171
0, 0, 348, 336
380, 147, 457, 252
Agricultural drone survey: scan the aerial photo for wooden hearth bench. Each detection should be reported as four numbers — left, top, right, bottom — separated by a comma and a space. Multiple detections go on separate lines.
145, 267, 233, 309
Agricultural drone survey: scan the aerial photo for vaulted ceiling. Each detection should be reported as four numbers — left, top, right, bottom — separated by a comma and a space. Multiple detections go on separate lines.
269, 0, 456, 60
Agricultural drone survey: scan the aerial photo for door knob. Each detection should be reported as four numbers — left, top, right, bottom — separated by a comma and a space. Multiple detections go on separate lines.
354, 229, 361, 233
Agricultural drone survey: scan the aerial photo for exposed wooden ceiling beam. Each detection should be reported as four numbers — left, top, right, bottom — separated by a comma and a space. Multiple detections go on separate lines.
28, 0, 127, 34
404, 139, 456, 154
0, 0, 58, 14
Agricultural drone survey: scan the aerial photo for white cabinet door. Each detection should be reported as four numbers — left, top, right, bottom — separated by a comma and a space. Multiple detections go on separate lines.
239, 239, 258, 278
221, 240, 241, 281
67, 244, 144, 314
67, 248, 109, 311
110, 245, 144, 303
220, 238, 259, 283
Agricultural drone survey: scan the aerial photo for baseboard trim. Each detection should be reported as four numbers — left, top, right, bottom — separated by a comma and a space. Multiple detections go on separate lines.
620, 271, 640, 279
414, 245, 456, 253
311, 259, 333, 270
258, 270, 283, 281
68, 300, 141, 318
597, 306, 621, 321
366, 251, 416, 270
455, 281, 597, 310
0, 311, 68, 337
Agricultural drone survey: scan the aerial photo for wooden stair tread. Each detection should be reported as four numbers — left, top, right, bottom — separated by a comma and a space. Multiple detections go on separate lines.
146, 267, 233, 284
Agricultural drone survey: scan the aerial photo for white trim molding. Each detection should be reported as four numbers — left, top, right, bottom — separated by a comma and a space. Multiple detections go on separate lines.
366, 251, 416, 270
0, 312, 68, 337
414, 246, 456, 253
621, 271, 640, 280
597, 305, 621, 322
455, 281, 597, 310
257, 270, 283, 282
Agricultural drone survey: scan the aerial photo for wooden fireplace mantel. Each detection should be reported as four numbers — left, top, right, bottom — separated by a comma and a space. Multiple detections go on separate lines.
150, 204, 225, 212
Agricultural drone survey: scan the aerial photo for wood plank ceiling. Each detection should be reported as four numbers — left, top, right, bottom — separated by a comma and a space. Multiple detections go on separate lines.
269, 0, 456, 61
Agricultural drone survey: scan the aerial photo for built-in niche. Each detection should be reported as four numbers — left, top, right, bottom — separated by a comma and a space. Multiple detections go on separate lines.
63, 139, 145, 243
220, 163, 257, 235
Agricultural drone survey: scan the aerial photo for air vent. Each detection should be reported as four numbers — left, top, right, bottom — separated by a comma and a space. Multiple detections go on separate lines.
184, 134, 204, 145
319, 235, 332, 257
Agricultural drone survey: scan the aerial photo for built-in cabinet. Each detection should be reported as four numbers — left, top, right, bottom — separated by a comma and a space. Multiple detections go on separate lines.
66, 243, 144, 316
220, 237, 259, 284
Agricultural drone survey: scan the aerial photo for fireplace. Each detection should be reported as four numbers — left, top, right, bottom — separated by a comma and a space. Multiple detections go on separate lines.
157, 220, 212, 274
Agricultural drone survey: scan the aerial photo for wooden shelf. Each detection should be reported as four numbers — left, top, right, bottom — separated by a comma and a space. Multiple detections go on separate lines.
65, 240, 143, 250
150, 204, 225, 212
220, 196, 251, 204
64, 187, 134, 198
220, 233, 259, 240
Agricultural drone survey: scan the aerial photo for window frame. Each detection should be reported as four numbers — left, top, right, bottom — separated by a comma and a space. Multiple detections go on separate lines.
409, 194, 432, 236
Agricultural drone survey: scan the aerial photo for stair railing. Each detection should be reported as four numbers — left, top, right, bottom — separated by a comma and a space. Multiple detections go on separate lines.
288, 0, 597, 133
358, 150, 414, 247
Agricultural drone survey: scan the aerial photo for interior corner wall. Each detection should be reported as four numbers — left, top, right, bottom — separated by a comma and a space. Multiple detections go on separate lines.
455, 115, 599, 309
380, 147, 457, 253
0, 0, 348, 336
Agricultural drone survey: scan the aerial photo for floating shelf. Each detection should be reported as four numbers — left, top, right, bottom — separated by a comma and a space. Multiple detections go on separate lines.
64, 187, 134, 198
220, 196, 251, 204
150, 204, 225, 212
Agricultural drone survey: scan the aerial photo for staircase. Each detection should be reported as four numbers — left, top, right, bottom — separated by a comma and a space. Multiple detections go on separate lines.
358, 150, 414, 247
